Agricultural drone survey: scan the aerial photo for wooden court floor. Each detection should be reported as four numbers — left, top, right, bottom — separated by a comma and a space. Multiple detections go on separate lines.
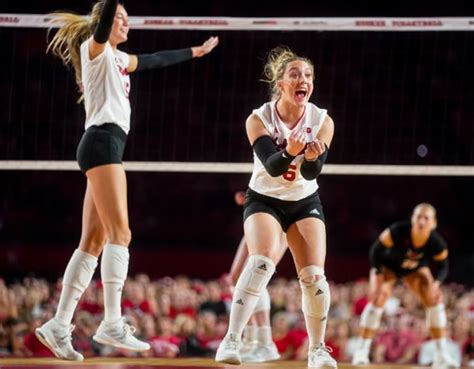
0, 358, 452, 369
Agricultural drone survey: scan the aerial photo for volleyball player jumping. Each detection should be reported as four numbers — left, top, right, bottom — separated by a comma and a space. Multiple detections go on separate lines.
352, 203, 460, 368
215, 47, 337, 369
35, 0, 218, 361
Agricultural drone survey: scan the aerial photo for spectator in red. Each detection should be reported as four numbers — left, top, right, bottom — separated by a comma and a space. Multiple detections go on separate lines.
198, 282, 227, 318
373, 314, 422, 364
122, 281, 156, 317
77, 282, 103, 317
196, 311, 222, 351
144, 315, 179, 358
169, 289, 197, 320
271, 312, 294, 359
289, 313, 309, 360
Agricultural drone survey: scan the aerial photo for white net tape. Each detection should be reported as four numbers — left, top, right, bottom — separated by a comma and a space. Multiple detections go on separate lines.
1, 161, 474, 176
0, 14, 473, 31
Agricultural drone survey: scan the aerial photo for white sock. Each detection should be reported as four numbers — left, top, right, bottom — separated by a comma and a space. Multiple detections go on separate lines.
101, 243, 129, 323
434, 337, 448, 351
257, 326, 273, 346
305, 314, 327, 346
357, 337, 372, 352
227, 290, 260, 339
243, 325, 258, 342
55, 249, 98, 325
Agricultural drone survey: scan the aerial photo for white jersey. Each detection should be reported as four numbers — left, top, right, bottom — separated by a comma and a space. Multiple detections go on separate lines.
248, 100, 328, 201
80, 38, 131, 134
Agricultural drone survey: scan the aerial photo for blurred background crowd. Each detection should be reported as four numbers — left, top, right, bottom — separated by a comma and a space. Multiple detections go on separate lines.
0, 274, 472, 364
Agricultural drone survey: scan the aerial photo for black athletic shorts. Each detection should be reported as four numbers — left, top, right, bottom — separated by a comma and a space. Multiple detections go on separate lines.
381, 263, 424, 279
243, 188, 325, 232
76, 123, 127, 173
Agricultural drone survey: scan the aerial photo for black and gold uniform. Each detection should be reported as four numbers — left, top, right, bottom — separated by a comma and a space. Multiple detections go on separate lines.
370, 221, 449, 281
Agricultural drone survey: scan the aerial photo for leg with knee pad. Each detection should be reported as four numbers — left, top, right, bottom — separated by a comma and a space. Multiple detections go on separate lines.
299, 265, 330, 320
235, 255, 275, 297
227, 255, 275, 339
360, 302, 384, 330
426, 304, 447, 329
253, 287, 271, 314
299, 265, 330, 347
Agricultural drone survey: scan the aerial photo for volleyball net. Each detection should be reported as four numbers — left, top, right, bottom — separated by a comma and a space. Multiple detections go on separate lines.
1, 15, 473, 175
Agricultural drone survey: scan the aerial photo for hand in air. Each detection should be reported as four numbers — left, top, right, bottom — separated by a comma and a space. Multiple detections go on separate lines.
304, 139, 326, 161
286, 129, 306, 156
192, 36, 219, 58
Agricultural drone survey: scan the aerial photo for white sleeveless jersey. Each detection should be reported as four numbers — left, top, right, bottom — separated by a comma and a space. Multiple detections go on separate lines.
248, 100, 328, 201
80, 38, 131, 134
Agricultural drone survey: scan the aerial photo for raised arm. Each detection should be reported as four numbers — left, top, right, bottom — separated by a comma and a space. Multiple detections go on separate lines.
89, 0, 118, 60
127, 36, 219, 73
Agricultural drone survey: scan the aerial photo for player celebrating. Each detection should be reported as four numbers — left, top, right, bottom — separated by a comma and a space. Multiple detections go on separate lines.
352, 203, 460, 368
35, 0, 218, 361
215, 46, 337, 369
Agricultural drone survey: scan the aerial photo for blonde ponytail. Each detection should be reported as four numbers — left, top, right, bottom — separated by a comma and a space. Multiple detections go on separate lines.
46, 1, 106, 101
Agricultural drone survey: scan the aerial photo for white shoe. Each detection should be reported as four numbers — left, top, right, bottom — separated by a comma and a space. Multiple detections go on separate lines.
432, 350, 460, 368
93, 317, 150, 352
215, 334, 241, 365
35, 319, 84, 361
241, 342, 280, 363
352, 347, 370, 365
240, 338, 258, 355
308, 343, 338, 369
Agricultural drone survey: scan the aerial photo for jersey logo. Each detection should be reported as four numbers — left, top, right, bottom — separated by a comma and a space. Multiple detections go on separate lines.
115, 57, 129, 76
405, 250, 423, 260
310, 209, 320, 215
235, 299, 244, 306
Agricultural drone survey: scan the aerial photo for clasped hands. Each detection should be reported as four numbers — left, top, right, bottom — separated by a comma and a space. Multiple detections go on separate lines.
286, 129, 326, 161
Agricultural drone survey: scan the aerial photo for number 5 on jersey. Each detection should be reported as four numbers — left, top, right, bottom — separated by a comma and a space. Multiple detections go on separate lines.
283, 164, 297, 181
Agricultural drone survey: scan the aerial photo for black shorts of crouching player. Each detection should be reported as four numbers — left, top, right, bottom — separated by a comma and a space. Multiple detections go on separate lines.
243, 188, 325, 232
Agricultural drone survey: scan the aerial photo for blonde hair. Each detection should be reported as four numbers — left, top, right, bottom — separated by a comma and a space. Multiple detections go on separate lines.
413, 202, 437, 220
262, 46, 314, 100
46, 1, 110, 101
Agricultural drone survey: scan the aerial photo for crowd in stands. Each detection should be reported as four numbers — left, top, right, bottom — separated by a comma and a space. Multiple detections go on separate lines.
0, 275, 473, 365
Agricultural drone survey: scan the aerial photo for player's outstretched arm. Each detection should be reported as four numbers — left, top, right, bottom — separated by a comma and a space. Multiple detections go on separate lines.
128, 36, 219, 73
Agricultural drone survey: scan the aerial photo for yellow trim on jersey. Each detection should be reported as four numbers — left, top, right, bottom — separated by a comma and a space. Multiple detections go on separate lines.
433, 249, 448, 261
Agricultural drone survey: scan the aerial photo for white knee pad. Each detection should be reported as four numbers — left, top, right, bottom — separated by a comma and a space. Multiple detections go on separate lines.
299, 265, 330, 320
63, 249, 98, 293
101, 244, 129, 284
235, 255, 275, 297
426, 304, 447, 329
253, 287, 271, 313
360, 302, 384, 330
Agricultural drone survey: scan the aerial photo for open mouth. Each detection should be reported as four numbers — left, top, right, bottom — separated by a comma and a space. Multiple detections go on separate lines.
295, 89, 307, 99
